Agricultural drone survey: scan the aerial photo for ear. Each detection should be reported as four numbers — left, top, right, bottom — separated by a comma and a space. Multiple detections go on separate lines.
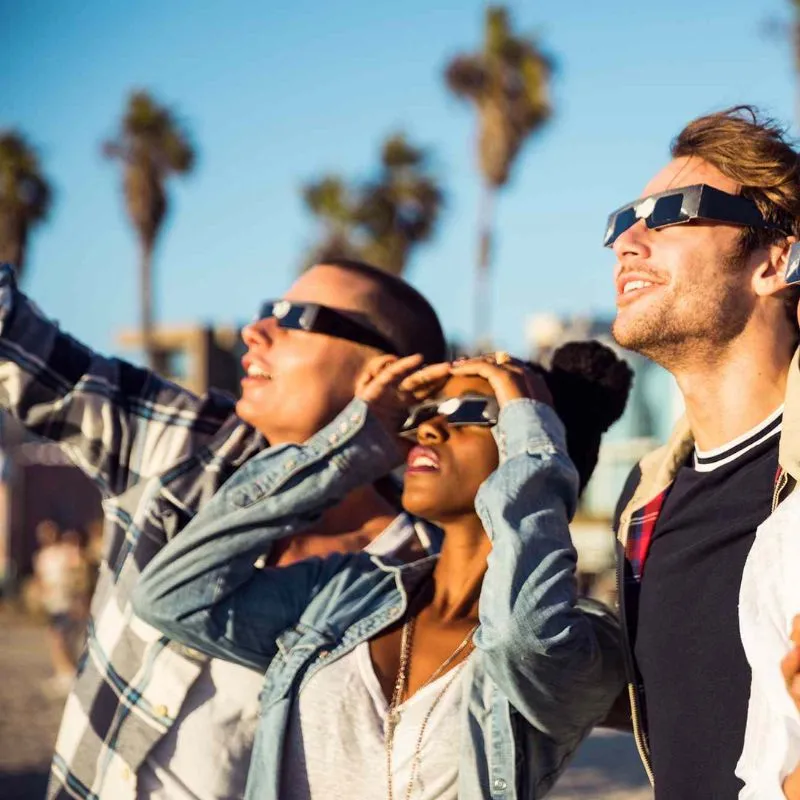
752, 236, 798, 298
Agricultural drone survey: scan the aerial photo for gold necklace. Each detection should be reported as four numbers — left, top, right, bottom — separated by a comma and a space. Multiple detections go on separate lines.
385, 616, 478, 800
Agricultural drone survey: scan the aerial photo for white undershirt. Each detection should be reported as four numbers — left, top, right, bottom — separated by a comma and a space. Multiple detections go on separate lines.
281, 640, 466, 800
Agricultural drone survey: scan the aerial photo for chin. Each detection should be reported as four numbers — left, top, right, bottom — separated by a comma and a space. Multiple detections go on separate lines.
401, 486, 444, 521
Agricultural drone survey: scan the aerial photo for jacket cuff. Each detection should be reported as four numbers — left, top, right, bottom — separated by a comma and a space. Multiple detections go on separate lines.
493, 398, 568, 462
228, 397, 402, 507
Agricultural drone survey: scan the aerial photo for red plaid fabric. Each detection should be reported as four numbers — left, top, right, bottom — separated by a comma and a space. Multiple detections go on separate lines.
624, 489, 669, 582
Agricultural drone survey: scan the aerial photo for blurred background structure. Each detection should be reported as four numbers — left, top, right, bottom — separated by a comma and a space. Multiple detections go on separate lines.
2, 0, 800, 796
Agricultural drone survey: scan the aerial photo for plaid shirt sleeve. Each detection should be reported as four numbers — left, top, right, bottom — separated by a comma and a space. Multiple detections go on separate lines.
0, 263, 237, 497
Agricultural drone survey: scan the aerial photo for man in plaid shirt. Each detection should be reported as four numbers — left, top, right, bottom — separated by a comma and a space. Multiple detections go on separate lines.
0, 258, 446, 800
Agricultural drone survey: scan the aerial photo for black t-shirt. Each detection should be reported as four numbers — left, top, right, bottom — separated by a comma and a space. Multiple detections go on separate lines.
629, 429, 779, 799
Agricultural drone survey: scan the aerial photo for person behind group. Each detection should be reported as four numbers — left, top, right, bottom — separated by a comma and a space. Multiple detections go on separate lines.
0, 257, 446, 799
605, 105, 800, 798
33, 519, 83, 696
131, 341, 632, 799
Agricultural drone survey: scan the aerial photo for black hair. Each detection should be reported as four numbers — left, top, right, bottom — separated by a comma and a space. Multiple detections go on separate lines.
532, 340, 633, 494
314, 258, 447, 364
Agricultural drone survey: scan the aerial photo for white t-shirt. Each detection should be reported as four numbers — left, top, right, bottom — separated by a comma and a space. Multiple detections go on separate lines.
737, 489, 800, 798
282, 639, 465, 800
35, 544, 77, 615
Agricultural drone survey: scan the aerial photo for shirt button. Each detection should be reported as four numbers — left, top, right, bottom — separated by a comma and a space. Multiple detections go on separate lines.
318, 650, 329, 659
339, 422, 348, 433
350, 413, 360, 423
328, 434, 338, 444
285, 459, 296, 470
154, 704, 169, 718
493, 777, 507, 791
122, 765, 132, 781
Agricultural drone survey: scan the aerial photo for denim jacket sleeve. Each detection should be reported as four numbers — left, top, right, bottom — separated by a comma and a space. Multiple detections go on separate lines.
475, 399, 625, 744
132, 397, 400, 671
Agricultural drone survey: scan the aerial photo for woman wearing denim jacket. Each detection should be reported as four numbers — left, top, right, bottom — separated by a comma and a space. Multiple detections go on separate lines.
132, 343, 631, 800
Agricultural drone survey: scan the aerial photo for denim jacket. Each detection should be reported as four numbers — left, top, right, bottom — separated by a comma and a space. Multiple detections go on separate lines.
133, 397, 625, 800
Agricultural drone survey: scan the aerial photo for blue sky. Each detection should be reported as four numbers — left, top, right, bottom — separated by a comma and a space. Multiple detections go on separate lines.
1, 0, 797, 359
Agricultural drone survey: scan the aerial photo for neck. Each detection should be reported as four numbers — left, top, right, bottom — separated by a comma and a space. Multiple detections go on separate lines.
271, 484, 398, 566
671, 326, 793, 450
425, 514, 491, 622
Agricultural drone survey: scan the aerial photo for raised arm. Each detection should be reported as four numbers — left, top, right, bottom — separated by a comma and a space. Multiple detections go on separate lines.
0, 263, 236, 495
475, 399, 625, 745
132, 396, 402, 671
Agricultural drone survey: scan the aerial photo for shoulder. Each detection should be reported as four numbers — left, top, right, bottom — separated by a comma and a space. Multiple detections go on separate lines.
741, 491, 800, 651
613, 463, 643, 533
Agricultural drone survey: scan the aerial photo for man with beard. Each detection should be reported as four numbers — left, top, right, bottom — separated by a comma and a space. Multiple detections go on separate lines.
0, 258, 446, 799
605, 106, 800, 798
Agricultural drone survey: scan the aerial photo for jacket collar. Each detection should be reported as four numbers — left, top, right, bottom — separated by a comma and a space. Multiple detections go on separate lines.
619, 345, 800, 543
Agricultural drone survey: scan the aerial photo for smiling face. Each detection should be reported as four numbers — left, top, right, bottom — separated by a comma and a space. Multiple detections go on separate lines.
236, 265, 383, 444
400, 375, 500, 525
611, 157, 756, 366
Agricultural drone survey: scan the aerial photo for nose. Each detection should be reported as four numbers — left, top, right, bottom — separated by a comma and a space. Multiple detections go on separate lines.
416, 418, 448, 445
612, 219, 652, 262
241, 318, 275, 349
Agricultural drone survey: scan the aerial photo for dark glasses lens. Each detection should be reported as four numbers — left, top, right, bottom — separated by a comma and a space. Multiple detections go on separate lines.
258, 300, 308, 328
605, 207, 637, 246
399, 402, 440, 434
647, 193, 685, 228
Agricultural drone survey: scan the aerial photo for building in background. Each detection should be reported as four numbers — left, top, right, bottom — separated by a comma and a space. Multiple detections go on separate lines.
116, 323, 244, 397
526, 313, 683, 599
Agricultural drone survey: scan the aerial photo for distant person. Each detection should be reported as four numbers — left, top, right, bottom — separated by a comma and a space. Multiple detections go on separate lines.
0, 258, 446, 799
606, 106, 800, 798
33, 520, 80, 696
132, 344, 631, 799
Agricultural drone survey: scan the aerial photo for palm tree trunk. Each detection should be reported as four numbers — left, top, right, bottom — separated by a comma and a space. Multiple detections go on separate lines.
140, 241, 156, 371
474, 183, 495, 349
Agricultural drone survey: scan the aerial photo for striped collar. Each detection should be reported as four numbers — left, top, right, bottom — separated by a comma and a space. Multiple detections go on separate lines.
693, 405, 783, 472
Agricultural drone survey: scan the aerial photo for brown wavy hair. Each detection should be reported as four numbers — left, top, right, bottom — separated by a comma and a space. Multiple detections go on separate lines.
672, 105, 800, 327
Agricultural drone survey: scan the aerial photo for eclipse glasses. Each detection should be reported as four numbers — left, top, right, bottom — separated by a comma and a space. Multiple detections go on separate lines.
257, 299, 398, 355
399, 394, 500, 440
603, 184, 788, 248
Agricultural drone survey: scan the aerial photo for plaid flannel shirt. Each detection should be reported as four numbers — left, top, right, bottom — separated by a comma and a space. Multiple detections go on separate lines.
0, 264, 268, 799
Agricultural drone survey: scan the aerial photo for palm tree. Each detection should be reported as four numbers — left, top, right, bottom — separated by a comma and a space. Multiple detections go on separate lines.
103, 90, 194, 370
445, 5, 553, 346
301, 176, 361, 269
0, 131, 52, 283
301, 133, 443, 276
358, 134, 443, 275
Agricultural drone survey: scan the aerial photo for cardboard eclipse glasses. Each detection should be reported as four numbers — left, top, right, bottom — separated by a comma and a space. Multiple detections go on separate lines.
399, 395, 500, 440
257, 300, 398, 355
603, 183, 787, 248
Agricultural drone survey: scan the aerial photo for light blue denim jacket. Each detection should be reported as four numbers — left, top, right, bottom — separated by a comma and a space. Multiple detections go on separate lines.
132, 397, 625, 800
